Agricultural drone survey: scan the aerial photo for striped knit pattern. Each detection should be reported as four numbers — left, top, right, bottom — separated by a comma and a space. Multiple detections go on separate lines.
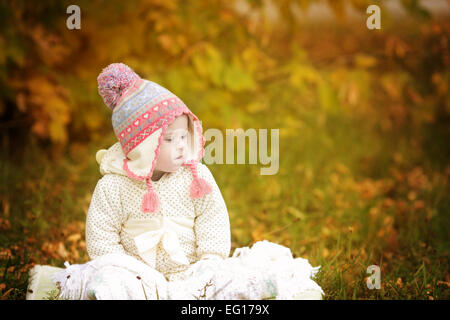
112, 80, 190, 156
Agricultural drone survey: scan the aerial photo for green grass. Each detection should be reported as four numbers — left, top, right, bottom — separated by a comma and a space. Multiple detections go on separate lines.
1, 106, 449, 300
0, 0, 449, 301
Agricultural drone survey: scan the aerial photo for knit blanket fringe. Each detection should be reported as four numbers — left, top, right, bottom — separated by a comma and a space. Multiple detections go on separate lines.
50, 241, 324, 300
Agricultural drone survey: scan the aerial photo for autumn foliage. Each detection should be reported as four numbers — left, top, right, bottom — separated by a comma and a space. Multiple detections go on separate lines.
0, 0, 449, 299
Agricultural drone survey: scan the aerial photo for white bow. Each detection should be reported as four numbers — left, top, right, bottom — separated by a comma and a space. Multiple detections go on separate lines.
123, 217, 193, 268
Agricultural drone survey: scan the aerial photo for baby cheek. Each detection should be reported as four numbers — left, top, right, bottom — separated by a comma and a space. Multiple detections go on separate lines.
155, 143, 181, 171
158, 144, 173, 161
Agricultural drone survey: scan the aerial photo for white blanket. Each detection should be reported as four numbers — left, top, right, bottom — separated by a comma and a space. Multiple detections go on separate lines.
51, 253, 169, 300
50, 241, 324, 300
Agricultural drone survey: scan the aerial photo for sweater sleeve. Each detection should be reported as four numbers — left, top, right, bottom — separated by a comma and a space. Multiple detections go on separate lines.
85, 175, 127, 259
193, 163, 231, 260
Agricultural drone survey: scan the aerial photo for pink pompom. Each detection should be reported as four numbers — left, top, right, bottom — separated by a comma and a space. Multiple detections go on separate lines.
97, 63, 140, 110
190, 177, 212, 198
142, 189, 159, 213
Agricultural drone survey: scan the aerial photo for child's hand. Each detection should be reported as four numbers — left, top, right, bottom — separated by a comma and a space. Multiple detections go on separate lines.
186, 258, 219, 278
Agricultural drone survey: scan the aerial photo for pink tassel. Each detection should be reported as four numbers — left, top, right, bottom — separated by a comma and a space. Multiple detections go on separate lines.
142, 189, 159, 213
190, 177, 212, 198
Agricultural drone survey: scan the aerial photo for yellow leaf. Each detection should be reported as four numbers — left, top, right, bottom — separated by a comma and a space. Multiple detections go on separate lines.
322, 248, 329, 258
354, 54, 378, 68
289, 64, 321, 87
57, 242, 69, 259
26, 76, 71, 144
285, 207, 306, 220
192, 44, 225, 86
49, 120, 68, 144
246, 101, 268, 114
251, 226, 265, 242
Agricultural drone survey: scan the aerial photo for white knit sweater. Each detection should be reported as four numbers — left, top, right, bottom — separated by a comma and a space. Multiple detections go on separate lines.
86, 142, 231, 281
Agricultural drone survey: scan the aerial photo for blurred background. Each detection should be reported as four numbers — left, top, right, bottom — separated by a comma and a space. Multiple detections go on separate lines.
0, 0, 449, 299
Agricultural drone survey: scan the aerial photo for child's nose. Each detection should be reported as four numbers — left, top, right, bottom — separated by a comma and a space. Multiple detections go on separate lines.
176, 138, 186, 149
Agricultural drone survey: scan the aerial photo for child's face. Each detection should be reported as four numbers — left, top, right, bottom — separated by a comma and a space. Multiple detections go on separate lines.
154, 115, 189, 172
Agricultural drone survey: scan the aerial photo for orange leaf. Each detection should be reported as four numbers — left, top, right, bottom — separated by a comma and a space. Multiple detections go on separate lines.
67, 233, 82, 243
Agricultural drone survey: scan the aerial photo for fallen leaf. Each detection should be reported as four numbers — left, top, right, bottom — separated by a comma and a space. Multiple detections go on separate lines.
0, 288, 13, 300
57, 242, 68, 259
437, 281, 450, 287
67, 233, 81, 243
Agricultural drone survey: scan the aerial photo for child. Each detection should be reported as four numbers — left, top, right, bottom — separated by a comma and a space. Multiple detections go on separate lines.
40, 63, 323, 300
87, 63, 231, 282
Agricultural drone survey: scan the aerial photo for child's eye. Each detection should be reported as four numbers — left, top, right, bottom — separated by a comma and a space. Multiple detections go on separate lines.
164, 138, 172, 142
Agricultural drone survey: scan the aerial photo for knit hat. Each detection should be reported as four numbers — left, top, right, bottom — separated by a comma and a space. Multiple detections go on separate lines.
97, 63, 212, 213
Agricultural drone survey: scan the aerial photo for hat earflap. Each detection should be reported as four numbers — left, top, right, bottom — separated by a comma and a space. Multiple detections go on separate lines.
142, 178, 159, 213
123, 158, 160, 213
184, 161, 212, 198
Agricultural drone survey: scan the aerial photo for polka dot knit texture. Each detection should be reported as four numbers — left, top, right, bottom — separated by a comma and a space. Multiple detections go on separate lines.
86, 163, 231, 281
